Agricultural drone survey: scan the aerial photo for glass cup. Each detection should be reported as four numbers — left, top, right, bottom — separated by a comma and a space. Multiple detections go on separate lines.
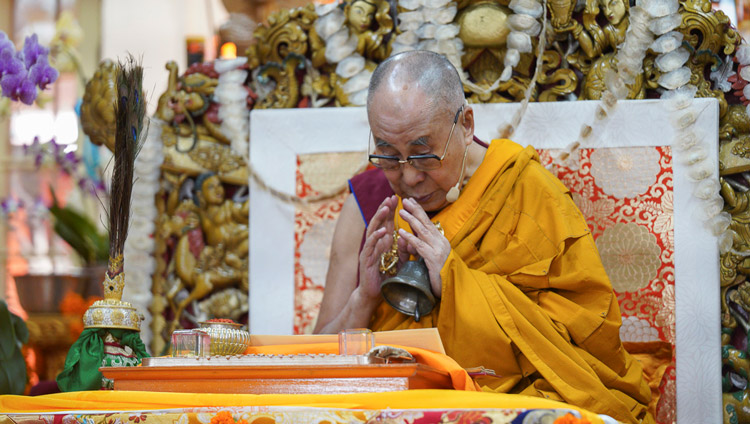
171, 329, 210, 357
338, 328, 375, 356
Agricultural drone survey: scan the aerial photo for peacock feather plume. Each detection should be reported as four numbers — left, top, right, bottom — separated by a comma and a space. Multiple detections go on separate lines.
104, 55, 146, 300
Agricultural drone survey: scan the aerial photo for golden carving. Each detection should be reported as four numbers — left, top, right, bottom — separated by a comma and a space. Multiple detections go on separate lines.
458, 2, 512, 49
187, 143, 246, 174
722, 178, 750, 256
550, 0, 641, 100
155, 173, 249, 337
721, 252, 746, 287
732, 137, 750, 159
680, 0, 738, 57
81, 59, 118, 152
255, 53, 305, 109
155, 62, 225, 147
547, 0, 575, 29
537, 51, 578, 102
247, 4, 318, 68
721, 105, 750, 142
345, 0, 393, 60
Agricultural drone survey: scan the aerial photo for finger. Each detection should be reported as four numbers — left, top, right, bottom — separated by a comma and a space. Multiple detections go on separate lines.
383, 195, 399, 224
402, 197, 431, 222
401, 198, 433, 236
398, 228, 429, 257
366, 205, 391, 237
399, 208, 434, 240
362, 227, 387, 264
397, 235, 410, 263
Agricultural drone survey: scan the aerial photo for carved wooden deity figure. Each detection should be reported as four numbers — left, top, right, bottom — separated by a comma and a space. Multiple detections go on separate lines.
164, 174, 248, 334
344, 0, 393, 61
552, 0, 644, 99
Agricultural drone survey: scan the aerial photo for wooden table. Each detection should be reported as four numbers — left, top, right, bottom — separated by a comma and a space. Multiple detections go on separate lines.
101, 362, 453, 394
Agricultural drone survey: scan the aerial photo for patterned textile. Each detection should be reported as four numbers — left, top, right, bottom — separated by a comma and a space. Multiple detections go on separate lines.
293, 153, 355, 334
0, 408, 605, 424
540, 147, 675, 423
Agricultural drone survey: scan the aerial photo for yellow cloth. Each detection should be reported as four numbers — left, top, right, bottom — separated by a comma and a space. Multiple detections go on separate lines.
370, 139, 653, 423
0, 390, 606, 423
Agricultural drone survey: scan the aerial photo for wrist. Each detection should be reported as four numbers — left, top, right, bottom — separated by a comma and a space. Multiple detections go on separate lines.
352, 285, 380, 316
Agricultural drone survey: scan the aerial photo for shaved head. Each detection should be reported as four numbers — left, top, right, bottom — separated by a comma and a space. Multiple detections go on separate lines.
367, 51, 464, 118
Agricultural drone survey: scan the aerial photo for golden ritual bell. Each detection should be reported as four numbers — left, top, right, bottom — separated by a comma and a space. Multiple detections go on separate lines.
380, 258, 436, 322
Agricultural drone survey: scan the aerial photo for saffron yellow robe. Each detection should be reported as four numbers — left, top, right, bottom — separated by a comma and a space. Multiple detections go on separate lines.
371, 139, 653, 423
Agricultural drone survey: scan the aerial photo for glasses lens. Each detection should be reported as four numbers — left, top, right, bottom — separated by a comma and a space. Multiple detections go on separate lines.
410, 157, 442, 171
369, 156, 400, 170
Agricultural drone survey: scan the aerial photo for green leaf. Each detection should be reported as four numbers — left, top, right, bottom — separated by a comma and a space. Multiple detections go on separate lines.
0, 301, 27, 395
12, 313, 28, 344
0, 345, 27, 395
0, 301, 17, 359
48, 186, 109, 265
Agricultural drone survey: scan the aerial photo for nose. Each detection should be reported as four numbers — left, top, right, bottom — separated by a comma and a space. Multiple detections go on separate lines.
400, 163, 425, 187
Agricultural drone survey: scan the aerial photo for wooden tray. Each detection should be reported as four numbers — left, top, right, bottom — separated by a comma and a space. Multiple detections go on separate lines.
100, 363, 453, 394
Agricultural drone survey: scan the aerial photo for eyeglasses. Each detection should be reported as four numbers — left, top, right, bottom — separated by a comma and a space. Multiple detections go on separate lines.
368, 106, 464, 172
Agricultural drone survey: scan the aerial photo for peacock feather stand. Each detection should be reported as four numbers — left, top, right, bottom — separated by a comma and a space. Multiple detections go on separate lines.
57, 57, 150, 392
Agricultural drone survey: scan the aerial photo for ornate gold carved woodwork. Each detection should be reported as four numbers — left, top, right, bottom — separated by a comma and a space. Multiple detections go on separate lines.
247, 4, 318, 68
255, 53, 305, 109
150, 170, 250, 352
721, 178, 750, 255
458, 2, 512, 49
81, 59, 118, 151
537, 51, 578, 102
680, 0, 737, 57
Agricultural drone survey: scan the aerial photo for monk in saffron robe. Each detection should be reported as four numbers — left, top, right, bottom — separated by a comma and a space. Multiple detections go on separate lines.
314, 51, 652, 423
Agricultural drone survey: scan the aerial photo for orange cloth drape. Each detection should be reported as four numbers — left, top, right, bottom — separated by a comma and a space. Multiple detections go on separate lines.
370, 139, 653, 424
245, 342, 479, 391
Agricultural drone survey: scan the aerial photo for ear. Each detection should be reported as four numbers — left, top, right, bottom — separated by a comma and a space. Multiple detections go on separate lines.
461, 104, 475, 146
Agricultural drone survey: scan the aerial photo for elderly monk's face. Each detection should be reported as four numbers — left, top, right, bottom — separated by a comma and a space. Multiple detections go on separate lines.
368, 89, 472, 212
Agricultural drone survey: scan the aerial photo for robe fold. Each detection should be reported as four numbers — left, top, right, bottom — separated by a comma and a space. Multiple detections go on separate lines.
370, 139, 653, 423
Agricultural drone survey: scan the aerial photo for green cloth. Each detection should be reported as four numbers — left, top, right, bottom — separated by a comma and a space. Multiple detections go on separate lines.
56, 328, 149, 392
0, 301, 28, 395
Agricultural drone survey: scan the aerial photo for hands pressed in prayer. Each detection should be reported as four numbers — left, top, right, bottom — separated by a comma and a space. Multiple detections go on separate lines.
358, 195, 401, 303
397, 197, 451, 298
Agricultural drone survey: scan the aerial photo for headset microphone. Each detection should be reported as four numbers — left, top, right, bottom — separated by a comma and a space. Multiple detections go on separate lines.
446, 145, 469, 203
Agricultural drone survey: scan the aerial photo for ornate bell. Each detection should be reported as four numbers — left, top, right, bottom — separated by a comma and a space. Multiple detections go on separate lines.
380, 258, 436, 322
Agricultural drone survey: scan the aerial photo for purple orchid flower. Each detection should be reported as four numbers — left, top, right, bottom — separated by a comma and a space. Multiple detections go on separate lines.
28, 54, 58, 90
0, 30, 58, 105
0, 196, 24, 216
24, 137, 44, 168
0, 198, 10, 214
20, 34, 47, 69
63, 150, 80, 166
0, 33, 23, 78
1, 71, 36, 105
